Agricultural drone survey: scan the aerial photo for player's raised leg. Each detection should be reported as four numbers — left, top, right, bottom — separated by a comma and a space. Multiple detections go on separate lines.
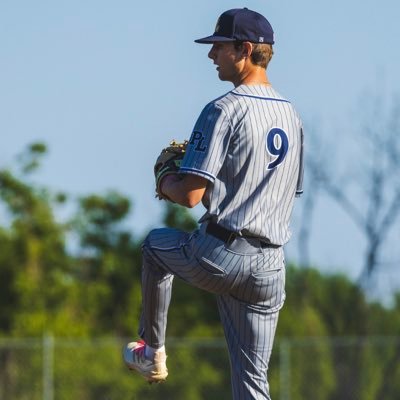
122, 229, 183, 383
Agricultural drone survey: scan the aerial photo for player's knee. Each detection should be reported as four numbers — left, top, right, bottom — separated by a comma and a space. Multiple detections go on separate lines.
141, 228, 166, 262
141, 230, 157, 258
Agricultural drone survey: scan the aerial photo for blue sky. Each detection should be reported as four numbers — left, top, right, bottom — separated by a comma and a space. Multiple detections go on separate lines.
1, 0, 399, 293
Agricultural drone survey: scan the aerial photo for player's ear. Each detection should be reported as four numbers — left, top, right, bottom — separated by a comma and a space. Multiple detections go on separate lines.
241, 42, 253, 59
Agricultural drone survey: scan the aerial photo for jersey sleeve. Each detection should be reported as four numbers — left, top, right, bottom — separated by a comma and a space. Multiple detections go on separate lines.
179, 102, 232, 182
295, 127, 304, 197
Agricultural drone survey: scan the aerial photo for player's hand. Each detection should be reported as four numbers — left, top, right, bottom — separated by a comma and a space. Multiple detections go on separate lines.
154, 140, 188, 201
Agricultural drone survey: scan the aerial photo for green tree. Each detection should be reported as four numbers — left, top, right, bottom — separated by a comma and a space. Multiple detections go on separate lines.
0, 143, 81, 336
72, 191, 143, 335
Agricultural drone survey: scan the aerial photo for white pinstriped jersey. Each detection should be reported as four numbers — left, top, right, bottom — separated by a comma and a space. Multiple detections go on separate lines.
180, 84, 304, 245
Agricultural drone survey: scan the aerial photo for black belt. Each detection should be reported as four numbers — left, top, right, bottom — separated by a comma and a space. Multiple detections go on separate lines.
205, 222, 281, 249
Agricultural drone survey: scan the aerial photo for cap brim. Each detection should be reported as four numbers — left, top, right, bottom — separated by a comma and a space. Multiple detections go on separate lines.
194, 35, 236, 44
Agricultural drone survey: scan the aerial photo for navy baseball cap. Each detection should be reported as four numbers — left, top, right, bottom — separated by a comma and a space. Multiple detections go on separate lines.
195, 8, 274, 45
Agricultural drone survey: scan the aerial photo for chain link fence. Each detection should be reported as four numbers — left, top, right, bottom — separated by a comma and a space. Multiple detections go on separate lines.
0, 336, 399, 400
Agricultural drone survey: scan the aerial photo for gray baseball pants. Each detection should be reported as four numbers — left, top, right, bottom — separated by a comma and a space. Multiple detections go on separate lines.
138, 223, 286, 400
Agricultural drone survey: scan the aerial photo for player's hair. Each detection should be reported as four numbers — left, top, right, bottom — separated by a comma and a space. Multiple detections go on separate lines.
234, 42, 274, 69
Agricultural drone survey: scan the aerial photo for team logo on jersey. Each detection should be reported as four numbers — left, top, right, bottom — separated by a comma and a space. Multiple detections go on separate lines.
189, 130, 207, 152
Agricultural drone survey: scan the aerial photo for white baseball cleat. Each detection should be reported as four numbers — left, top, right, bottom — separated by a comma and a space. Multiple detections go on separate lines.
123, 340, 168, 383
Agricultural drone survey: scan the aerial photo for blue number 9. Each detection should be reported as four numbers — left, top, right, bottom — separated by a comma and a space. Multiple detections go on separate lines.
266, 128, 289, 169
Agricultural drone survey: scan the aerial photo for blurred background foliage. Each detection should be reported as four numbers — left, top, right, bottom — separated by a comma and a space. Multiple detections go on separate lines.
1, 143, 400, 399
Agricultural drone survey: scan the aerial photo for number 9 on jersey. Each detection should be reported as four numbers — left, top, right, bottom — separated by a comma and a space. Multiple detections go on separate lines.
266, 128, 289, 170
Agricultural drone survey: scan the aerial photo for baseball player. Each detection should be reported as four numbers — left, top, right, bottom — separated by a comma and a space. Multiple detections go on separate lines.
123, 7, 304, 400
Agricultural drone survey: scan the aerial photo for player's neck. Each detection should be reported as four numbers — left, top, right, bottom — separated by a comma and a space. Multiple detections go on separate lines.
234, 67, 270, 87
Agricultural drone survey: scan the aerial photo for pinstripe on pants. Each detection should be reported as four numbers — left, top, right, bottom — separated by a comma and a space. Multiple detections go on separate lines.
138, 223, 285, 400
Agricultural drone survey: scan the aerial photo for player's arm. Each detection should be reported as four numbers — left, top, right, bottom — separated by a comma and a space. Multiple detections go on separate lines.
160, 174, 208, 208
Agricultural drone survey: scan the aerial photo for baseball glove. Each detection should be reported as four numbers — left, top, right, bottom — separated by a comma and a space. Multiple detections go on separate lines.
154, 139, 188, 200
